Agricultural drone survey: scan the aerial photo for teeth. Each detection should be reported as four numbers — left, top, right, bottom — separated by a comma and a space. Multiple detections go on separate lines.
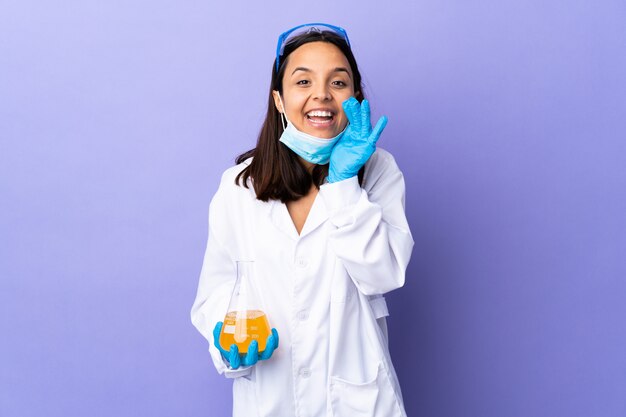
307, 110, 333, 117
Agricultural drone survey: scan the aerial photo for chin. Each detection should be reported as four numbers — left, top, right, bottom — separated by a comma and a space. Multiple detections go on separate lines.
318, 131, 340, 139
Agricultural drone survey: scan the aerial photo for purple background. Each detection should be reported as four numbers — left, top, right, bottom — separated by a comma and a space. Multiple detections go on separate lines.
1, 1, 625, 416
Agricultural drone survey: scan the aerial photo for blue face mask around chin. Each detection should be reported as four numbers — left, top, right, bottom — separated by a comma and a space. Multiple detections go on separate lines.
277, 94, 346, 165
279, 120, 345, 165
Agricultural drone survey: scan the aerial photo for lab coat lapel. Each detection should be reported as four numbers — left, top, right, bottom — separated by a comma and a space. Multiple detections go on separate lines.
299, 193, 328, 238
268, 200, 299, 240
268, 194, 329, 240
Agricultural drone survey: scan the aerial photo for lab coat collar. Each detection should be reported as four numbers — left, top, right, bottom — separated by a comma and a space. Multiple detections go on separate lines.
268, 193, 328, 240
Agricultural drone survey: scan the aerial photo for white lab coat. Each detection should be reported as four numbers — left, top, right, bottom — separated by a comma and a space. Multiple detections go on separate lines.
191, 148, 414, 417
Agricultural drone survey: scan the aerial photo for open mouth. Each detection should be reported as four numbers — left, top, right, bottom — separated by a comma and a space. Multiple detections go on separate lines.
306, 110, 335, 126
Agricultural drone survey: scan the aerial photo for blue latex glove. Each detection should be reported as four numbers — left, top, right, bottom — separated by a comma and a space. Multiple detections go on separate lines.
213, 321, 279, 370
327, 97, 388, 183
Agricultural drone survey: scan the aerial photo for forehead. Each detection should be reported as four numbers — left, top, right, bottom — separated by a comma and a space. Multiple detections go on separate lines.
285, 41, 351, 73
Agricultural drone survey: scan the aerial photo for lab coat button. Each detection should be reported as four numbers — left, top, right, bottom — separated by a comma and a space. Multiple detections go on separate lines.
297, 310, 309, 321
296, 258, 308, 268
299, 368, 311, 378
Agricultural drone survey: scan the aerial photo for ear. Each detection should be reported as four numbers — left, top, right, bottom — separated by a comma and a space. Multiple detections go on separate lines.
272, 90, 283, 113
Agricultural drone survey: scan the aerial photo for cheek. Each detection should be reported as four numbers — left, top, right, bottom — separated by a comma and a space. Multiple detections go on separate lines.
282, 90, 306, 114
336, 89, 356, 108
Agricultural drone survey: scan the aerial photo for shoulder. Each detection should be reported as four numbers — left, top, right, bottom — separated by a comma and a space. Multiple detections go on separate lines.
372, 147, 395, 161
361, 147, 406, 198
218, 157, 253, 187
208, 159, 258, 243
364, 148, 401, 181
211, 158, 256, 208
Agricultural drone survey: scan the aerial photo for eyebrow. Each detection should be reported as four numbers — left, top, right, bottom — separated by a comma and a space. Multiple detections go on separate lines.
291, 66, 352, 79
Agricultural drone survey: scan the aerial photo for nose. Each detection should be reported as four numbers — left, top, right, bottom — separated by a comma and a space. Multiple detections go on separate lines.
312, 84, 331, 101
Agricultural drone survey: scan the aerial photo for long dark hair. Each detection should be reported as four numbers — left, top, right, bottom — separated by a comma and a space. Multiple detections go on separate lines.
235, 30, 365, 202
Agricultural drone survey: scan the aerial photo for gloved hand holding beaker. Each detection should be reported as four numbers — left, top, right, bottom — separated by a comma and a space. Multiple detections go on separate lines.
215, 261, 277, 369
213, 321, 279, 369
327, 97, 388, 183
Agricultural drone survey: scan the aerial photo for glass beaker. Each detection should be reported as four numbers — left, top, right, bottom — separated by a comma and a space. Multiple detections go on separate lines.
219, 261, 271, 354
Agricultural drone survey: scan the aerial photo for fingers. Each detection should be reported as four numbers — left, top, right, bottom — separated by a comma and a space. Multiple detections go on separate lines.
342, 97, 361, 131
259, 343, 274, 360
228, 344, 241, 369
370, 115, 388, 146
243, 340, 259, 367
213, 322, 227, 355
259, 328, 279, 360
272, 328, 279, 348
360, 99, 371, 136
213, 322, 223, 342
220, 328, 280, 369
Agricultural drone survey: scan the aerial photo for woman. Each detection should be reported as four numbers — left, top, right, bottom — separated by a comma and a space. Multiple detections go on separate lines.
191, 23, 413, 417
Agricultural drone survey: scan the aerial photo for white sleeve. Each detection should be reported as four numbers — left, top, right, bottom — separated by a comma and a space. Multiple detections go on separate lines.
190, 176, 252, 378
319, 151, 414, 295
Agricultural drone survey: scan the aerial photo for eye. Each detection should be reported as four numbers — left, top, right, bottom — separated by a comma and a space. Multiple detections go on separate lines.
332, 80, 347, 87
296, 80, 310, 85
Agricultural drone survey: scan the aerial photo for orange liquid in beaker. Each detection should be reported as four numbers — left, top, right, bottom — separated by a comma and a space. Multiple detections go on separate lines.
219, 310, 271, 354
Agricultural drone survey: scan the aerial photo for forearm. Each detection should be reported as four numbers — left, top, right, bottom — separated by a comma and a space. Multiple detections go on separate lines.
319, 176, 413, 295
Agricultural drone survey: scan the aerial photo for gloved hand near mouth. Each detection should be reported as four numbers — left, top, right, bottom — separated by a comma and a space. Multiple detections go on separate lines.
327, 97, 388, 183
